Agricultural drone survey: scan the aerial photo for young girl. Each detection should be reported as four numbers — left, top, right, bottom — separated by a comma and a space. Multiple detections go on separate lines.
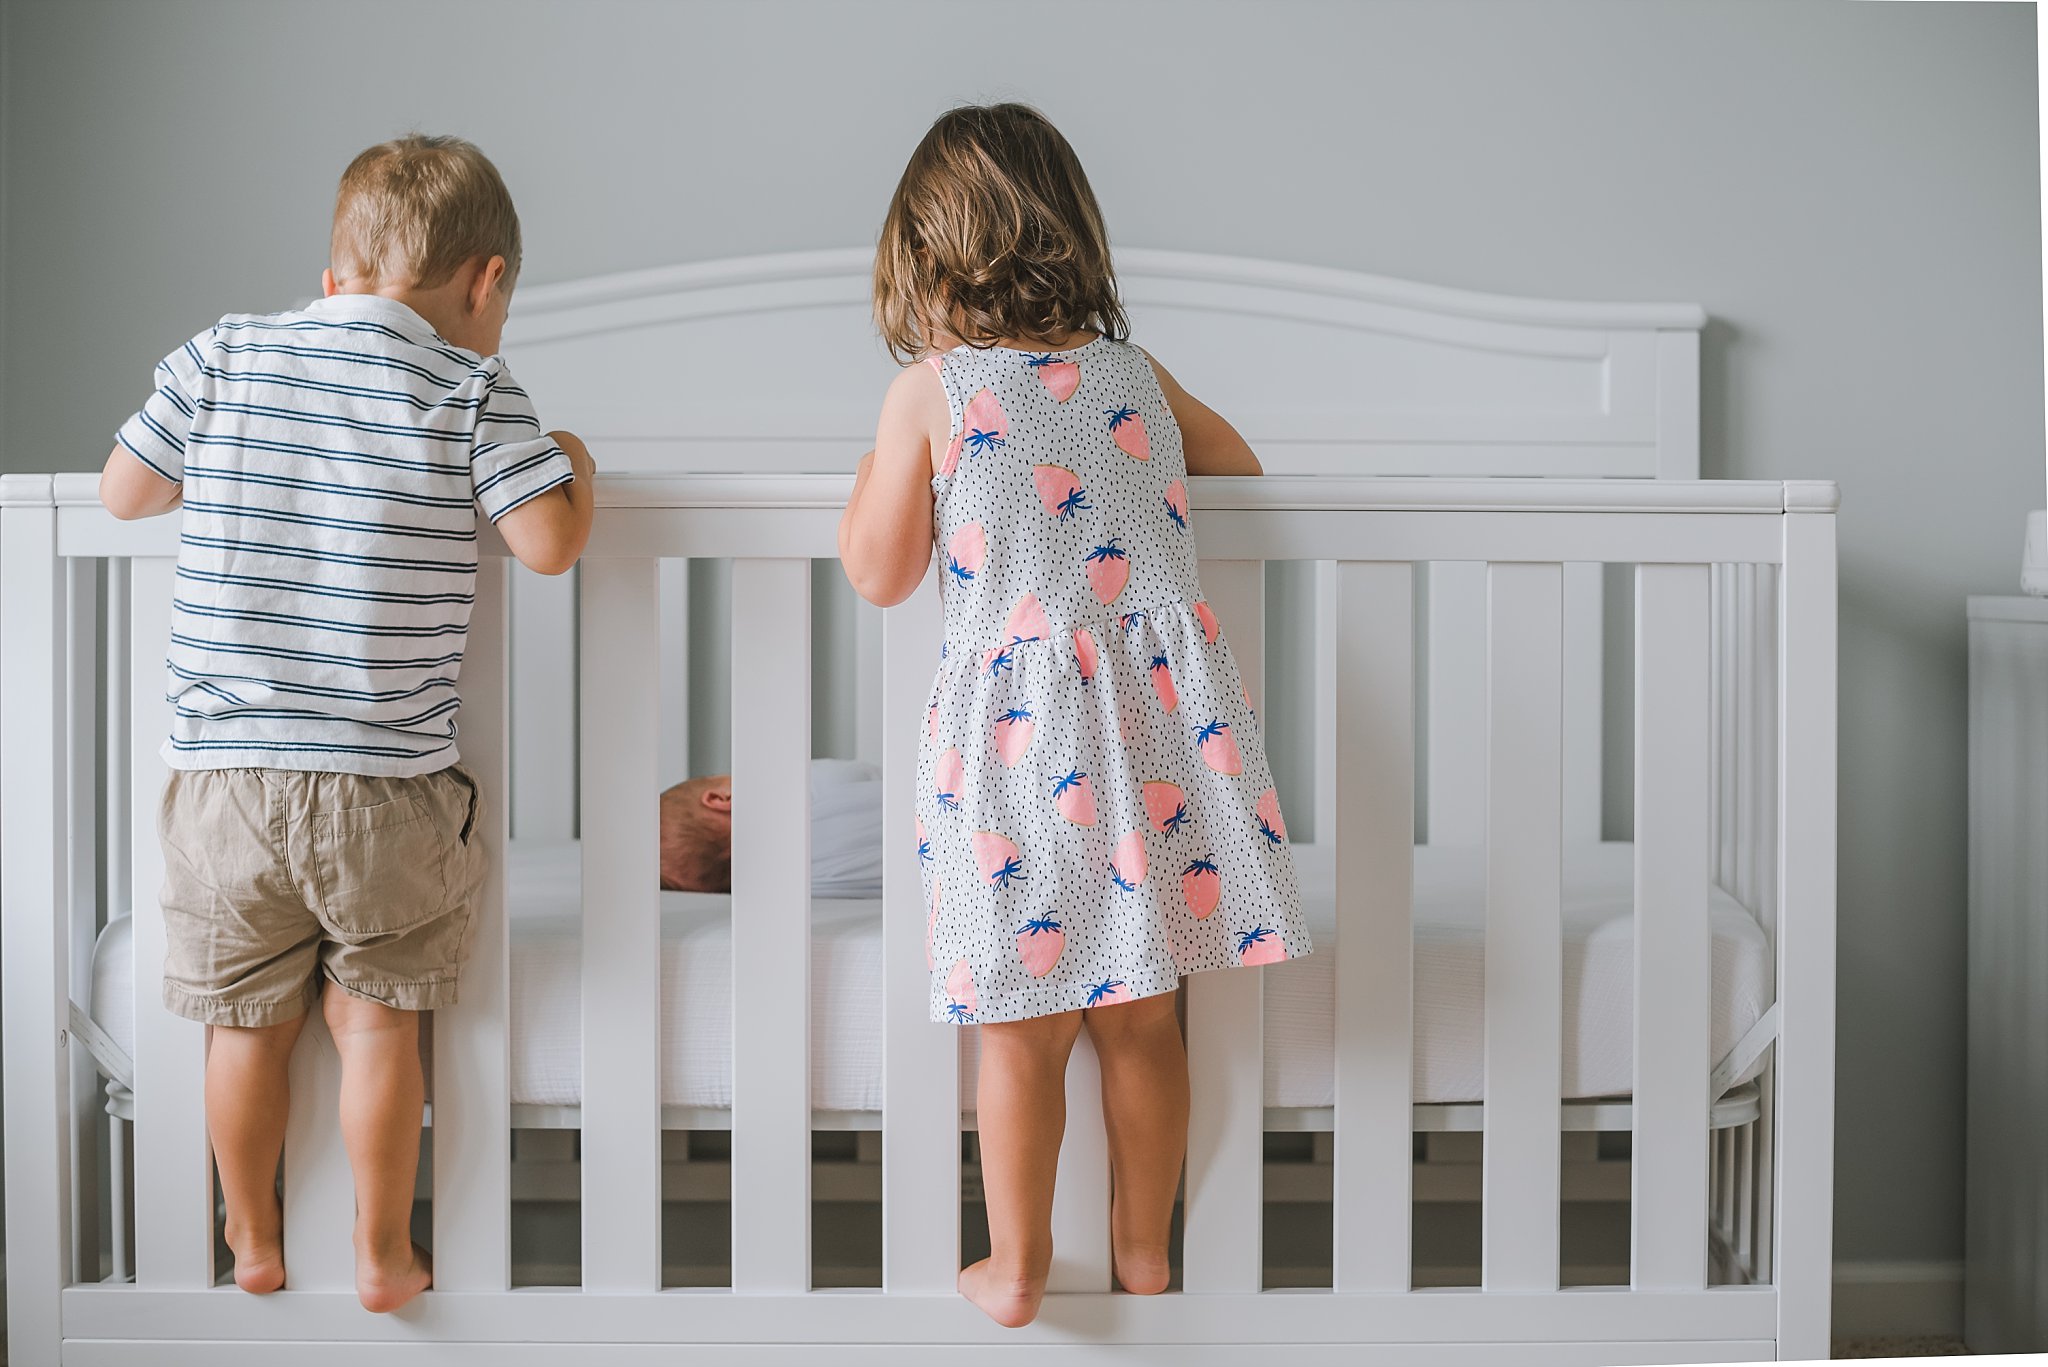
839, 103, 1311, 1327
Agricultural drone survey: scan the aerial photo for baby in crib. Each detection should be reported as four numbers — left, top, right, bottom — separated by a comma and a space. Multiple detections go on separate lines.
660, 758, 884, 896
840, 104, 1310, 1326
96, 135, 596, 1312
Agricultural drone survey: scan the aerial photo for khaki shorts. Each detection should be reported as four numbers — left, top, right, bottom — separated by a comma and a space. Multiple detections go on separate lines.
157, 765, 487, 1026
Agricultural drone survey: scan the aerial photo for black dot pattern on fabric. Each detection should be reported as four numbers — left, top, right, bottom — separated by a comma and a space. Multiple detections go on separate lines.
914, 338, 1312, 1025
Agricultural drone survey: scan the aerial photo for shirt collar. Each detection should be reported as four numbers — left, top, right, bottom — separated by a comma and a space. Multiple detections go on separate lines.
302, 292, 445, 341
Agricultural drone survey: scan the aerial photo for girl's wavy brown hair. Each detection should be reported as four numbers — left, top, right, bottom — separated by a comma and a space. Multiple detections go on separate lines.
875, 103, 1129, 363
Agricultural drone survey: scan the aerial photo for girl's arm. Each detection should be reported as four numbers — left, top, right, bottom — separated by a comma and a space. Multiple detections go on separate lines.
1146, 353, 1263, 476
839, 363, 944, 606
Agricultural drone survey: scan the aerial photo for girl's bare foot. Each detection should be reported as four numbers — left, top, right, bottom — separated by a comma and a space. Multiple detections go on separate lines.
1112, 1237, 1172, 1295
224, 1203, 287, 1294
959, 1257, 1047, 1328
355, 1239, 432, 1313
226, 1225, 286, 1295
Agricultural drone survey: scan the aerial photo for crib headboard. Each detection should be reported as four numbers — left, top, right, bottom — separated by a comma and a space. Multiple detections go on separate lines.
498, 248, 1705, 845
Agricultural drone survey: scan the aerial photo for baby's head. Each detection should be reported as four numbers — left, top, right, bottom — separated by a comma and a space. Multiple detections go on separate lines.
875, 102, 1129, 362
327, 134, 522, 355
660, 776, 734, 893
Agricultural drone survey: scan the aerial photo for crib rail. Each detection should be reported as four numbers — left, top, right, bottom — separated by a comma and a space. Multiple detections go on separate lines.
0, 471, 1836, 1363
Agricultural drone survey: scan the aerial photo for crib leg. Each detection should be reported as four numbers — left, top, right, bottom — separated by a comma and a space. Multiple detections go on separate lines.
108, 1106, 132, 1283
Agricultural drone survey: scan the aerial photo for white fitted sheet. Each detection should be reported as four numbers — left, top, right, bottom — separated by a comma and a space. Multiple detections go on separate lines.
92, 838, 1771, 1112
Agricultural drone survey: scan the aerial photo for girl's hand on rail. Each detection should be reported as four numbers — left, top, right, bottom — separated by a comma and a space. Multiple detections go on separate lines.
98, 445, 184, 520
1144, 350, 1263, 476
839, 364, 940, 607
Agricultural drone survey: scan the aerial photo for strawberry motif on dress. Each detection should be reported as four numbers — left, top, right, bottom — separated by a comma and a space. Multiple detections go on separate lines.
1193, 719, 1243, 776
916, 816, 932, 865
1017, 915, 1065, 977
1028, 352, 1081, 402
1073, 627, 1099, 682
1033, 465, 1090, 520
946, 522, 986, 586
1255, 788, 1288, 848
1110, 830, 1147, 892
972, 830, 1027, 890
1085, 979, 1131, 1006
1051, 769, 1098, 826
1194, 599, 1221, 644
1149, 654, 1177, 713
1162, 479, 1190, 533
1182, 857, 1221, 919
945, 957, 978, 1021
995, 704, 1035, 766
933, 747, 965, 812
1143, 780, 1189, 836
1236, 926, 1284, 966
1107, 405, 1149, 460
1085, 538, 1130, 605
962, 387, 1008, 460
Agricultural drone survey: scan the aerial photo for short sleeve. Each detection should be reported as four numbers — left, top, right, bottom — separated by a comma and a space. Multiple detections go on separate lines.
470, 359, 574, 522
114, 329, 212, 483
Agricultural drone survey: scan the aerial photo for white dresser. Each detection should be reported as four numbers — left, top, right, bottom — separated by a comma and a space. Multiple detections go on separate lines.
1966, 594, 2048, 1354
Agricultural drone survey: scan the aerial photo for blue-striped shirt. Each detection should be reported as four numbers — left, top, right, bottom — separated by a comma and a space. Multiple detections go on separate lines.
116, 294, 574, 776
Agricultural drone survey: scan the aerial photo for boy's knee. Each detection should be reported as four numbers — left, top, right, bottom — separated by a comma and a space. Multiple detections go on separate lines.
320, 984, 419, 1039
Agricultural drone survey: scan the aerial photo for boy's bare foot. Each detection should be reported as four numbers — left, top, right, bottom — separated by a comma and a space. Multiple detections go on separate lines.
356, 1239, 432, 1313
958, 1257, 1047, 1328
1112, 1239, 1172, 1296
224, 1208, 287, 1294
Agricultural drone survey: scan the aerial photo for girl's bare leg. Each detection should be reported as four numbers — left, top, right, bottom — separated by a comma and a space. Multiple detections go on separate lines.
960, 1008, 1083, 1327
1086, 989, 1188, 1295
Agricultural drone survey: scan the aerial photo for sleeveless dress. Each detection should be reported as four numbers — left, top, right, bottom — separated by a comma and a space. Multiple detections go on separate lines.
917, 336, 1311, 1024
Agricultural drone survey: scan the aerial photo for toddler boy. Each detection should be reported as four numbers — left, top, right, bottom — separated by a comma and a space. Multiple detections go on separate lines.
99, 134, 594, 1312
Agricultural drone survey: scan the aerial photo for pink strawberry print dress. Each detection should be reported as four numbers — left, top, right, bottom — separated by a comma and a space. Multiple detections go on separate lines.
918, 337, 1310, 1024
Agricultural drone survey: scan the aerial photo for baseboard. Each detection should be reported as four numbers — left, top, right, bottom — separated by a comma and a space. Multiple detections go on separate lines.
1832, 1260, 1964, 1339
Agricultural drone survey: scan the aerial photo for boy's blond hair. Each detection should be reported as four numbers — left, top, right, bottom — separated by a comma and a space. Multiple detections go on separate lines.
330, 134, 522, 291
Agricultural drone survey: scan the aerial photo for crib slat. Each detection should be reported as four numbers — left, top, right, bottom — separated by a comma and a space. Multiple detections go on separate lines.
659, 558, 693, 784
1561, 562, 1604, 843
1182, 559, 1266, 1293
127, 556, 214, 1288
1480, 561, 1563, 1292
1632, 563, 1711, 1288
729, 557, 813, 1293
1775, 511, 1838, 1361
1313, 560, 1339, 841
64, 557, 104, 1285
854, 593, 885, 764
1426, 562, 1486, 845
579, 557, 664, 1291
1048, 1032, 1112, 1292
1, 498, 71, 1360
879, 577, 958, 1292
1332, 561, 1415, 1291
282, 1014, 354, 1288
511, 564, 577, 840
434, 556, 513, 1290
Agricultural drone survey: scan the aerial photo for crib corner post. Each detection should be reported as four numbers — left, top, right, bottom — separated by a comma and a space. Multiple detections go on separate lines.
0, 477, 73, 1365
1773, 501, 1837, 1360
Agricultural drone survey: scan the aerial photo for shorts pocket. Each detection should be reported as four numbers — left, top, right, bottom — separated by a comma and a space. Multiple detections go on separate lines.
310, 796, 451, 940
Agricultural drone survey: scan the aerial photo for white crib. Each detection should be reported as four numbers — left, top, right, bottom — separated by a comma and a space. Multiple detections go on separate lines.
0, 252, 1839, 1364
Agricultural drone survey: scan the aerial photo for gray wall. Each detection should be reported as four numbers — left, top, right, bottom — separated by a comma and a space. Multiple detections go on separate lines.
4, 0, 2039, 1287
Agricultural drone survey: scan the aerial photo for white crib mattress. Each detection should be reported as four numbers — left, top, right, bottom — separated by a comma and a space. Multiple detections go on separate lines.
92, 838, 1770, 1112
